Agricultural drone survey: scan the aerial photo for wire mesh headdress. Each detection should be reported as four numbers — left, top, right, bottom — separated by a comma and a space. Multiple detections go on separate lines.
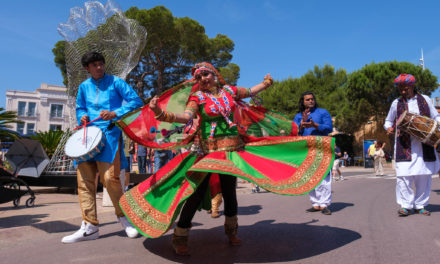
45, 0, 147, 175
57, 0, 147, 97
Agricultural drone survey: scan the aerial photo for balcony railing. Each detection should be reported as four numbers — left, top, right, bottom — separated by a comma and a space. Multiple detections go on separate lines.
18, 112, 38, 118
50, 113, 63, 118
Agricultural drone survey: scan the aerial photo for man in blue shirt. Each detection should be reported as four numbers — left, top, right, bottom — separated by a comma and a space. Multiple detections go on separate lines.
293, 91, 333, 215
137, 144, 147, 174
62, 52, 143, 243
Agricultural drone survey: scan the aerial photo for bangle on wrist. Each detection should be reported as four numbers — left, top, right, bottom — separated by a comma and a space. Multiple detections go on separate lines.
156, 110, 177, 123
166, 112, 177, 123
154, 109, 164, 119
263, 77, 273, 87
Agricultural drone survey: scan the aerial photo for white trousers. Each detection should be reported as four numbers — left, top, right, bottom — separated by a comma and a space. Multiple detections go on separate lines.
309, 173, 332, 207
396, 175, 431, 209
374, 158, 384, 176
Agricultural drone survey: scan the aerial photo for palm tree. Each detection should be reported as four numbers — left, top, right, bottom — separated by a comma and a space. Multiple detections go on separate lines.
0, 107, 22, 142
30, 130, 65, 158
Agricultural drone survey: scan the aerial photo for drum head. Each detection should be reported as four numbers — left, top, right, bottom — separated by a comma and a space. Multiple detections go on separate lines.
65, 126, 103, 158
396, 110, 408, 126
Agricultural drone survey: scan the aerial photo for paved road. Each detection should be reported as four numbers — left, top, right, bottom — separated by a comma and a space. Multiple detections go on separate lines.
1, 166, 440, 263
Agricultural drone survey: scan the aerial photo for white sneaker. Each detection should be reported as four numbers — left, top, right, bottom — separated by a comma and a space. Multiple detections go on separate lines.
118, 216, 139, 238
61, 221, 99, 243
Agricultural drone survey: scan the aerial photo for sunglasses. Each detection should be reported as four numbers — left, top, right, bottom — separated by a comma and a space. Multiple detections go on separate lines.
195, 71, 212, 80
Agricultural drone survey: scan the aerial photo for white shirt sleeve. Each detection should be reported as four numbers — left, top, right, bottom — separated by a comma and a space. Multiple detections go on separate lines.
422, 95, 440, 122
384, 99, 398, 130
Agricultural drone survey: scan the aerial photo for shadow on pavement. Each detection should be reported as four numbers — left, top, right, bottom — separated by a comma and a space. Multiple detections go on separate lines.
141, 219, 361, 263
207, 205, 263, 218
0, 214, 118, 234
237, 205, 262, 215
432, 189, 440, 195
425, 204, 440, 213
33, 221, 81, 233
0, 203, 48, 211
34, 219, 118, 234
329, 202, 355, 213
0, 201, 78, 212
0, 214, 49, 228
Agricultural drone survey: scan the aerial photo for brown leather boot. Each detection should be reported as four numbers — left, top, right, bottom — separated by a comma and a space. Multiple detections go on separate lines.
211, 211, 220, 218
211, 193, 222, 218
171, 227, 190, 255
224, 215, 242, 246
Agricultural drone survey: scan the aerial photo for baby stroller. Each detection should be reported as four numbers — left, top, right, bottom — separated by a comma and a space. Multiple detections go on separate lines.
2, 138, 50, 208
0, 167, 36, 207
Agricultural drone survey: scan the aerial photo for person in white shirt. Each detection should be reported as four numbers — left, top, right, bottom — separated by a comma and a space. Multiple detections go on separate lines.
374, 142, 385, 176
384, 73, 440, 217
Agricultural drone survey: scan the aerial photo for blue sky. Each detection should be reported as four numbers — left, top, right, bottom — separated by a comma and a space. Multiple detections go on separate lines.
2, 0, 440, 108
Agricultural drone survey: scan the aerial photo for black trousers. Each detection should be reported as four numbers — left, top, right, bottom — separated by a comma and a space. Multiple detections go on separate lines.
177, 173, 238, 229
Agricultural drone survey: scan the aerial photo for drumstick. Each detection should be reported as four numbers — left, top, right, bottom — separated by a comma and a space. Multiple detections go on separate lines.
72, 116, 102, 145
73, 116, 103, 131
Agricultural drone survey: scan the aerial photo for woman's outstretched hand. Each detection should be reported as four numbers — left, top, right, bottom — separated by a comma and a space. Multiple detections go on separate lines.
149, 96, 162, 115
263, 73, 273, 88
264, 73, 272, 80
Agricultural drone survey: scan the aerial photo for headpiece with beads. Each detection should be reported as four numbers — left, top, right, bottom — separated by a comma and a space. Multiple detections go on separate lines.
191, 62, 226, 85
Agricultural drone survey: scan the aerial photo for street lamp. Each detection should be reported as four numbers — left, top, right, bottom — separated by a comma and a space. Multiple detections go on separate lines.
363, 120, 373, 167
366, 120, 373, 139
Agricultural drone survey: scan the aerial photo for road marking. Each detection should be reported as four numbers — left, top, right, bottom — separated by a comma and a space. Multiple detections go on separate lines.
345, 174, 439, 180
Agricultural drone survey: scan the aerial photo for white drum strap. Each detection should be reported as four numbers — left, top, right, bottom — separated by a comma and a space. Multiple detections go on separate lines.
435, 122, 440, 146
422, 121, 437, 144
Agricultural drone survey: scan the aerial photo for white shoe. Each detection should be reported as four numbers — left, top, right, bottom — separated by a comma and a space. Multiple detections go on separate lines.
61, 221, 99, 243
118, 216, 139, 238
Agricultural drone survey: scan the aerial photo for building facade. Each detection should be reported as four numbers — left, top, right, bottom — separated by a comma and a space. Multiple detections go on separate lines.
6, 83, 75, 134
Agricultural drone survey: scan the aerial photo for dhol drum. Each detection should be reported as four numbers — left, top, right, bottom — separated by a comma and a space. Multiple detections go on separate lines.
65, 126, 106, 162
396, 110, 440, 147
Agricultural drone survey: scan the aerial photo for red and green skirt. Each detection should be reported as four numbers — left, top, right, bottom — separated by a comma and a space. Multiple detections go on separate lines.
119, 135, 334, 238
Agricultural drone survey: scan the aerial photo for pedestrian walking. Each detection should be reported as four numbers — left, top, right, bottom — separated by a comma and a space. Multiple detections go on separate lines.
332, 145, 344, 181
374, 142, 385, 176
137, 144, 147, 174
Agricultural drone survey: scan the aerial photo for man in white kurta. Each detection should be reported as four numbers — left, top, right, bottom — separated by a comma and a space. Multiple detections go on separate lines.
384, 73, 440, 216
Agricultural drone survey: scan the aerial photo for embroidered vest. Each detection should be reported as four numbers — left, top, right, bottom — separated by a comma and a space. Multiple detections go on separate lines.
395, 94, 436, 162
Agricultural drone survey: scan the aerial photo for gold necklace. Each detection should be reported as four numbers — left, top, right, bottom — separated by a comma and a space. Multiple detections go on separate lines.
207, 86, 220, 97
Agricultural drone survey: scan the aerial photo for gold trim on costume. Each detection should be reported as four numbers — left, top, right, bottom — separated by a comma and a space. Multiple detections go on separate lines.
200, 135, 245, 153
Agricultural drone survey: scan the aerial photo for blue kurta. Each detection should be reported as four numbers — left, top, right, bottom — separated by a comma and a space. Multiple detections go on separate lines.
294, 107, 334, 207
293, 107, 332, 136
76, 74, 143, 165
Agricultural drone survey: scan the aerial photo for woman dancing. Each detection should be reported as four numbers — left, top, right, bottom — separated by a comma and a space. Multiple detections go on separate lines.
119, 62, 334, 255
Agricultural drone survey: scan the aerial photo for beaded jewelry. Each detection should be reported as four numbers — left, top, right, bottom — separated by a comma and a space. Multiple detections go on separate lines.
263, 77, 273, 87
156, 110, 177, 123
154, 110, 164, 119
